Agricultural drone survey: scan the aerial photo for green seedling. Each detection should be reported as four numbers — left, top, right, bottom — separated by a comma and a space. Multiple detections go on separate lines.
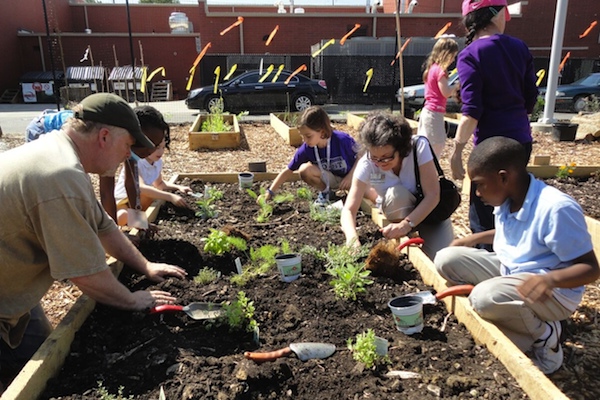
296, 187, 313, 200
231, 243, 281, 287
202, 229, 247, 255
328, 262, 373, 301
246, 188, 273, 222
201, 97, 231, 132
220, 291, 258, 333
206, 187, 223, 200
97, 381, 133, 400
273, 192, 294, 204
193, 267, 221, 285
194, 187, 222, 219
347, 329, 390, 369
310, 202, 341, 224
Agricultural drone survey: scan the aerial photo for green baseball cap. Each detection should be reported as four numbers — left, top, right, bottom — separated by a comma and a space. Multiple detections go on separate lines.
74, 93, 154, 148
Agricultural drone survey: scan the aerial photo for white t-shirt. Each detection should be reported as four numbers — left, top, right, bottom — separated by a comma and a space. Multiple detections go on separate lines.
114, 158, 163, 201
353, 136, 433, 197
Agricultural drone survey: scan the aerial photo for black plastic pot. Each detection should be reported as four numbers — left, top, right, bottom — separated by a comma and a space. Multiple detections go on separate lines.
551, 122, 578, 142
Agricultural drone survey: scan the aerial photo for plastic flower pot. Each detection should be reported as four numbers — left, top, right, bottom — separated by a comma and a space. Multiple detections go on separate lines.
551, 122, 578, 142
275, 253, 302, 282
238, 172, 254, 189
387, 295, 424, 335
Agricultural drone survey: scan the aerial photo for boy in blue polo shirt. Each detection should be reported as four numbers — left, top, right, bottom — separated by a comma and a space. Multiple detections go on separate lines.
434, 136, 599, 375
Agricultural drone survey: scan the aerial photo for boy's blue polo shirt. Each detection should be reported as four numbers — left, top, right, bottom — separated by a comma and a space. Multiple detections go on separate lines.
493, 174, 592, 310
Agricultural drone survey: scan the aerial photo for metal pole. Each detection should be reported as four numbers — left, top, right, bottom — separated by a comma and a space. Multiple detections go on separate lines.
541, 0, 569, 124
125, 0, 137, 103
42, 0, 61, 110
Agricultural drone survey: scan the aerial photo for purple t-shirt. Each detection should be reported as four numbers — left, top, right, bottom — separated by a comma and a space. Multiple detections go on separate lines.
458, 34, 538, 145
287, 130, 356, 177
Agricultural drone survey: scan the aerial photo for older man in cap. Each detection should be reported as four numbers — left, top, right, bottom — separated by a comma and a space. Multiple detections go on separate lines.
0, 93, 187, 388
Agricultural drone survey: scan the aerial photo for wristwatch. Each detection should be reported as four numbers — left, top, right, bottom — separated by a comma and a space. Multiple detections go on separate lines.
404, 217, 415, 229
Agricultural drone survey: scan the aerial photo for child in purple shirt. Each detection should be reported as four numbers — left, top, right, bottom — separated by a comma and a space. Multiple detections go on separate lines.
450, 0, 538, 242
264, 106, 357, 205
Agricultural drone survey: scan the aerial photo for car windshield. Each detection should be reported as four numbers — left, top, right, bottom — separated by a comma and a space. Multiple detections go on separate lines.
572, 74, 600, 86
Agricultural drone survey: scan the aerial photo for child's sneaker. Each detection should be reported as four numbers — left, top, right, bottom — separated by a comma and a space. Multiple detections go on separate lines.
314, 191, 330, 206
530, 321, 563, 374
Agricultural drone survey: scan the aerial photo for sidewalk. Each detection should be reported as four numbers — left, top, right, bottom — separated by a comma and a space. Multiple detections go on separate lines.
0, 100, 390, 136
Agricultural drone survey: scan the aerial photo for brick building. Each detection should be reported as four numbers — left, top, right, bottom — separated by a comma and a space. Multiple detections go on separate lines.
0, 0, 598, 102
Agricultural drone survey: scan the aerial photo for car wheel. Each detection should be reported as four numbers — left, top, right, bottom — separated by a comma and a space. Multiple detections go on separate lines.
573, 95, 588, 113
293, 94, 313, 112
205, 96, 225, 113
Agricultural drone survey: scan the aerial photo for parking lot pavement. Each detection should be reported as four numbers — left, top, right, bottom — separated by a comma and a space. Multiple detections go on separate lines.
0, 100, 574, 137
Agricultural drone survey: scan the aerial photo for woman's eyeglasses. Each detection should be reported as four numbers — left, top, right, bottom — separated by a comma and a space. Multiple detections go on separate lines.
367, 151, 396, 164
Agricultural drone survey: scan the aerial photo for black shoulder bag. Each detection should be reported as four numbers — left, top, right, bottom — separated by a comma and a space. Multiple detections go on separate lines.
413, 137, 461, 225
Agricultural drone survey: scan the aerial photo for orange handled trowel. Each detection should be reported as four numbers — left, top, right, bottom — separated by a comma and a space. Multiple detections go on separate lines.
244, 342, 336, 362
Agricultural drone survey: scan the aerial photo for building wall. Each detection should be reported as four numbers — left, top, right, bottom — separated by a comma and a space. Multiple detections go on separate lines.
2, 0, 598, 101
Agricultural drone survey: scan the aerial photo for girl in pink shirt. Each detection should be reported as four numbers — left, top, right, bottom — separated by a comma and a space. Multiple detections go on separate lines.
417, 37, 459, 158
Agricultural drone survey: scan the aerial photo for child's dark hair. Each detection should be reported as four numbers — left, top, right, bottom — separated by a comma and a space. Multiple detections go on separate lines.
468, 136, 528, 175
298, 106, 333, 138
463, 6, 504, 44
358, 111, 413, 158
134, 105, 171, 149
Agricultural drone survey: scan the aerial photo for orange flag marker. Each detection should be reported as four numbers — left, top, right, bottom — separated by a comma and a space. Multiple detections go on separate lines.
266, 25, 279, 46
434, 22, 452, 39
559, 52, 571, 73
220, 16, 244, 36
579, 21, 598, 38
391, 38, 411, 66
285, 64, 307, 85
190, 42, 212, 73
340, 24, 361, 46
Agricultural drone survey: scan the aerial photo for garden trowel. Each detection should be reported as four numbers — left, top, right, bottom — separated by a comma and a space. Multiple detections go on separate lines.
149, 302, 224, 320
244, 342, 336, 362
410, 284, 474, 305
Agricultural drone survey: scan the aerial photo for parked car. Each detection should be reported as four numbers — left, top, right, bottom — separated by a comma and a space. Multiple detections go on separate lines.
185, 69, 329, 113
538, 73, 600, 112
396, 70, 461, 113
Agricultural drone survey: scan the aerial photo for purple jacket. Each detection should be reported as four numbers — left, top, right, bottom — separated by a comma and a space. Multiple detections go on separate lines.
458, 34, 538, 145
288, 130, 356, 177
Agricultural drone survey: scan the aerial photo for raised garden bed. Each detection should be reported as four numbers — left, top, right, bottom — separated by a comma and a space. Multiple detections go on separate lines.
4, 173, 595, 400
269, 113, 302, 147
346, 112, 418, 134
188, 114, 241, 150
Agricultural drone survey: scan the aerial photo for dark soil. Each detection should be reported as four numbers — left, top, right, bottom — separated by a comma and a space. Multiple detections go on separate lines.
41, 180, 529, 400
544, 173, 600, 219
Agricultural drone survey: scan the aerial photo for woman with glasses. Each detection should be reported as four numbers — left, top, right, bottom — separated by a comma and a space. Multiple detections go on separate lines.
341, 111, 454, 259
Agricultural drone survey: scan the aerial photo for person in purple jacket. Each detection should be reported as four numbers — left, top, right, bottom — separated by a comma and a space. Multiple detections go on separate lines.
450, 0, 538, 247
264, 106, 358, 205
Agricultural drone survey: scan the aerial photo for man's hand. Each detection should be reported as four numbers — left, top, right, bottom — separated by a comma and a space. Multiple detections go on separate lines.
132, 290, 177, 311
517, 274, 556, 303
144, 262, 187, 283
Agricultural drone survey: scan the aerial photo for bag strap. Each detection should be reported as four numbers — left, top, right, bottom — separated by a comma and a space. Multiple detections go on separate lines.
413, 136, 445, 199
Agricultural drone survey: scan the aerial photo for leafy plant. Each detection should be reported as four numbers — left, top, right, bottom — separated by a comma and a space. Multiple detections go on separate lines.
194, 187, 222, 219
246, 188, 273, 222
556, 162, 576, 179
328, 262, 374, 301
231, 243, 283, 286
310, 202, 341, 224
323, 243, 373, 301
201, 97, 231, 132
347, 329, 390, 368
220, 291, 258, 333
530, 96, 545, 122
193, 267, 220, 284
583, 94, 600, 113
97, 382, 133, 400
273, 192, 295, 204
203, 229, 247, 255
296, 187, 313, 200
